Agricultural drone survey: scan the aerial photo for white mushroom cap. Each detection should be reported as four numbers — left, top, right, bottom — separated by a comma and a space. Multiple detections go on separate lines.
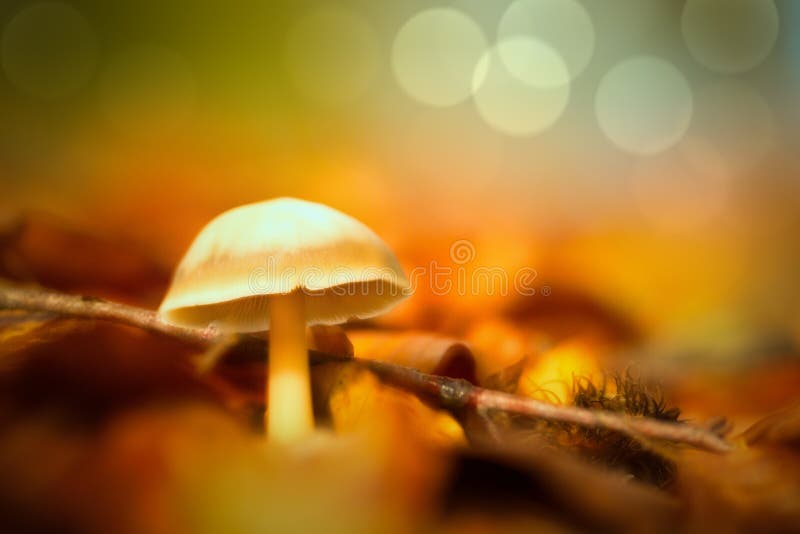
159, 197, 410, 332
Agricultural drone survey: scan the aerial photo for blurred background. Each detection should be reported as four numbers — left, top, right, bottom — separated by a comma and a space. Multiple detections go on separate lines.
0, 0, 798, 354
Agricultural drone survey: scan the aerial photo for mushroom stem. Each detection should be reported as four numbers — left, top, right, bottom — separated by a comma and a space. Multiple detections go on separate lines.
267, 291, 313, 442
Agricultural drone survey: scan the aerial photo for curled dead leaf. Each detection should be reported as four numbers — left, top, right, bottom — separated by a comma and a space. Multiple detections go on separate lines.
0, 214, 169, 305
308, 325, 354, 358
347, 329, 475, 382
742, 403, 800, 450
677, 448, 800, 532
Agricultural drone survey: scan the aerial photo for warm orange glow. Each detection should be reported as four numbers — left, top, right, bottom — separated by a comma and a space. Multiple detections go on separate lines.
517, 340, 603, 404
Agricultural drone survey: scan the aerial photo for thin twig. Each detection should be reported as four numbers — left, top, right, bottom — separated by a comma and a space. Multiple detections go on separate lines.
357, 360, 732, 453
0, 286, 219, 343
0, 285, 732, 453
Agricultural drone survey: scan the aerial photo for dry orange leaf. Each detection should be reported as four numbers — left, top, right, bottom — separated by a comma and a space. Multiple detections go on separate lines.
0, 318, 219, 426
308, 325, 353, 358
743, 404, 800, 450
347, 329, 475, 381
677, 448, 800, 532
0, 214, 168, 305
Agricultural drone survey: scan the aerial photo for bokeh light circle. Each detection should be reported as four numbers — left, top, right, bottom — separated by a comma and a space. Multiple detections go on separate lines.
681, 0, 779, 73
1, 2, 96, 99
285, 7, 379, 105
595, 56, 693, 155
497, 0, 595, 81
100, 45, 196, 136
392, 8, 488, 107
472, 38, 570, 136
494, 37, 570, 89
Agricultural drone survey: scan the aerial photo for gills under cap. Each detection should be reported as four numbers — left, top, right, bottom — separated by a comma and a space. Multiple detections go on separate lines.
159, 197, 410, 332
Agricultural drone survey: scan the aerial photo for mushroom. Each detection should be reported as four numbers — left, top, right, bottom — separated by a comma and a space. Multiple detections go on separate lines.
159, 197, 410, 442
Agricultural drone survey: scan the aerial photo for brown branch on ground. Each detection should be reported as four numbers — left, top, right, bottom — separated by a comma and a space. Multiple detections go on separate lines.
0, 285, 219, 344
0, 285, 733, 453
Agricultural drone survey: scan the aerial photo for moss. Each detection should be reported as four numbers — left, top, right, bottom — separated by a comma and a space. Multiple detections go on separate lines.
569, 371, 680, 487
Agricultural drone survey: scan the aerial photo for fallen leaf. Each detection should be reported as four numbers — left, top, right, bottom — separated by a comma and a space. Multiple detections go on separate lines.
482, 357, 528, 394
0, 214, 169, 305
668, 360, 800, 420
0, 319, 220, 426
347, 329, 476, 381
742, 403, 800, 450
347, 330, 475, 382
677, 448, 800, 532
308, 325, 354, 358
